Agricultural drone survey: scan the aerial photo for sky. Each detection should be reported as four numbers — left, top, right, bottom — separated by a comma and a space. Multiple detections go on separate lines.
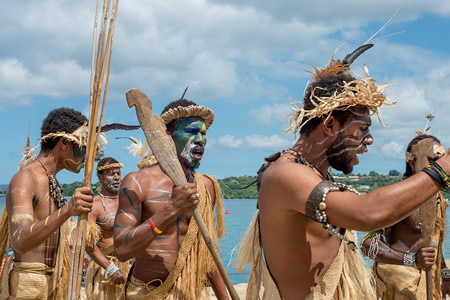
1, 0, 450, 184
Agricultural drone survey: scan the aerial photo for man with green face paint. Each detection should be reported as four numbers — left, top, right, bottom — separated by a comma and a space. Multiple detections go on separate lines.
0, 108, 96, 299
115, 99, 229, 299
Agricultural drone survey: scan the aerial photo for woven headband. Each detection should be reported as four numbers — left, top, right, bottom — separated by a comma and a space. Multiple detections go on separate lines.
160, 105, 215, 129
97, 162, 124, 171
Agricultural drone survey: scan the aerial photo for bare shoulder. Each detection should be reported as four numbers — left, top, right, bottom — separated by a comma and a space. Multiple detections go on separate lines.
260, 159, 323, 214
121, 165, 171, 200
201, 174, 215, 191
7, 164, 41, 198
263, 159, 322, 190
90, 195, 104, 218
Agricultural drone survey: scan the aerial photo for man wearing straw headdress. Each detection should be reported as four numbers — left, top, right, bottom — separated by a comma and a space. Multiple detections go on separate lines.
0, 108, 96, 299
84, 157, 131, 299
236, 44, 450, 300
362, 129, 450, 299
114, 98, 228, 300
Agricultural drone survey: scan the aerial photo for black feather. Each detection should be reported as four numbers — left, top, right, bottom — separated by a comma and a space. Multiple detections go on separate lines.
180, 86, 189, 100
343, 44, 374, 65
99, 123, 141, 132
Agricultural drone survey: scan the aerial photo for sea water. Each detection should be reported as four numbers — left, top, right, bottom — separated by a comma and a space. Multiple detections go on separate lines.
1, 197, 449, 285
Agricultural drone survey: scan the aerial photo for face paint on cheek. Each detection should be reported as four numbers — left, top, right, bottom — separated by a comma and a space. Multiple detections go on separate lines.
73, 145, 86, 159
63, 159, 84, 174
180, 136, 196, 163
105, 175, 120, 191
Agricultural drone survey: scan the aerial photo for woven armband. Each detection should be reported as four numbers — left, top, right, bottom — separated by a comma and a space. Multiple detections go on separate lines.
305, 181, 336, 222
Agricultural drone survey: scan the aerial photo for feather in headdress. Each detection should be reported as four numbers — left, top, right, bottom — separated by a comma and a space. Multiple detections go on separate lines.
119, 136, 152, 159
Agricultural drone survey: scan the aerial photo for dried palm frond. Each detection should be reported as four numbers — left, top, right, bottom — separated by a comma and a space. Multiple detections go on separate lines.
287, 65, 395, 133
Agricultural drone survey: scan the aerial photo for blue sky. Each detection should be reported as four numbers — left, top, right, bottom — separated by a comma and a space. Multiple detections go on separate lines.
1, 0, 450, 184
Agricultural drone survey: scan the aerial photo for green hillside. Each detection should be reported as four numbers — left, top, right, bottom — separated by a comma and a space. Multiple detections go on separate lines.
4, 169, 447, 200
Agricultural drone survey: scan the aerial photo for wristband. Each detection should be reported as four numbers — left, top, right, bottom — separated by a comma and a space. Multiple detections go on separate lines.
442, 267, 450, 280
403, 251, 417, 268
422, 162, 450, 191
148, 217, 163, 234
105, 263, 120, 277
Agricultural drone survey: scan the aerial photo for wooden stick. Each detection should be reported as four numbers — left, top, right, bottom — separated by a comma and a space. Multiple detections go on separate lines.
411, 138, 437, 300
126, 88, 240, 300
68, 1, 119, 298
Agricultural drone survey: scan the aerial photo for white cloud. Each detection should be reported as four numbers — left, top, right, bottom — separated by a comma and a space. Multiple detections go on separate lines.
217, 135, 243, 149
8, 0, 448, 109
381, 141, 404, 159
248, 103, 292, 127
213, 134, 293, 151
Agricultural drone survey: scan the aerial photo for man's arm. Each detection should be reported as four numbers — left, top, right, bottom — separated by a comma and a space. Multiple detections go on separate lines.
85, 199, 126, 284
114, 172, 199, 261
271, 155, 449, 232
361, 237, 435, 268
7, 170, 92, 253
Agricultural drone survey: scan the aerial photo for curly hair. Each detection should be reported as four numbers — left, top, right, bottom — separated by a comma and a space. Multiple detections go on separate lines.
161, 99, 198, 133
41, 108, 87, 152
299, 71, 358, 136
97, 157, 120, 175
404, 134, 441, 178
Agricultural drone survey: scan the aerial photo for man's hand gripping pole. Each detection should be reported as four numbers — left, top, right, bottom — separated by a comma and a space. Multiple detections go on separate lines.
126, 88, 239, 300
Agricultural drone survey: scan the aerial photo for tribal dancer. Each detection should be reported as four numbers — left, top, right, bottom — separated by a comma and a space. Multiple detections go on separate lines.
114, 99, 228, 299
0, 108, 96, 299
236, 44, 450, 300
362, 130, 450, 299
84, 157, 131, 299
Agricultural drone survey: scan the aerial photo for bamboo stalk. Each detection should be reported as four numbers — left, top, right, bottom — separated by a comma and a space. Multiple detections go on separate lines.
68, 1, 119, 298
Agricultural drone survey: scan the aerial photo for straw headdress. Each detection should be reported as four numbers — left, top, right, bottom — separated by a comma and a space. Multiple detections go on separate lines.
287, 44, 395, 134
161, 105, 215, 129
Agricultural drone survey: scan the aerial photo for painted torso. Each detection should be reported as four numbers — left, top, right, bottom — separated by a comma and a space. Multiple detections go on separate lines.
7, 162, 60, 267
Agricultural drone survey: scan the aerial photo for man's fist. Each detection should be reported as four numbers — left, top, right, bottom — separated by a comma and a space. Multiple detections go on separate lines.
67, 186, 93, 216
415, 247, 436, 269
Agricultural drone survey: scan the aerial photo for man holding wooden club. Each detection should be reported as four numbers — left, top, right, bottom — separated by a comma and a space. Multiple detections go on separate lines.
362, 131, 450, 299
114, 98, 228, 299
0, 108, 95, 299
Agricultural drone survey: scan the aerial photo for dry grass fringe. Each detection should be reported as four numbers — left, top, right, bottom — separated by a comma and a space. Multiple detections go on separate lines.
70, 221, 102, 249
341, 231, 377, 299
235, 211, 263, 300
287, 64, 395, 134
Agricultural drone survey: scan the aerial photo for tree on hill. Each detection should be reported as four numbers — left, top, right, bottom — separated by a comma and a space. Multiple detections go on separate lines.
388, 169, 401, 176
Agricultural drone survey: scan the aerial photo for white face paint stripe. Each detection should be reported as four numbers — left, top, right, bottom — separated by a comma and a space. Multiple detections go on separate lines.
120, 209, 137, 222
180, 136, 196, 162
131, 176, 142, 194
328, 144, 364, 158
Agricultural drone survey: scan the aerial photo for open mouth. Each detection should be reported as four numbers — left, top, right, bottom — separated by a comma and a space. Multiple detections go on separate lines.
191, 146, 204, 160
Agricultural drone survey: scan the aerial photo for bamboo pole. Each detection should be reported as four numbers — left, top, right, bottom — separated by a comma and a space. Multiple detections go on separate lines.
126, 88, 240, 300
68, 1, 119, 298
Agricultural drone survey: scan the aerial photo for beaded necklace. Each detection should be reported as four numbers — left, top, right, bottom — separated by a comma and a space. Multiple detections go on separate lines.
36, 159, 66, 209
286, 149, 358, 250
98, 192, 118, 211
